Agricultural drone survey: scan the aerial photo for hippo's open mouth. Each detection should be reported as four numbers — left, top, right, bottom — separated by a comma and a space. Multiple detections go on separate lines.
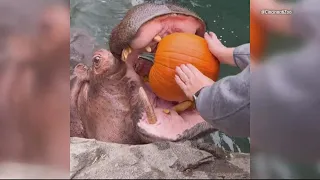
120, 13, 210, 141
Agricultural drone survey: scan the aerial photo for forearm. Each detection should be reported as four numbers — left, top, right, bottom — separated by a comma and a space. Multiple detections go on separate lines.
193, 43, 250, 137
195, 66, 250, 137
219, 43, 250, 68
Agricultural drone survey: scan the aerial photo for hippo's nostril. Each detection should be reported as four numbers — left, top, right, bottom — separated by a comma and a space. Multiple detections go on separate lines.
93, 56, 101, 65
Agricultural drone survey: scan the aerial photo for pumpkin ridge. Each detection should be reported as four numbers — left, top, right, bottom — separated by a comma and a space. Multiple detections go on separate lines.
149, 64, 185, 101
155, 50, 212, 62
155, 51, 215, 70
150, 60, 177, 70
150, 57, 216, 83
157, 49, 211, 58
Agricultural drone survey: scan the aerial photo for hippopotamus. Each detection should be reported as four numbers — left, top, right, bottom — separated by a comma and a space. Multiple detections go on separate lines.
70, 2, 217, 144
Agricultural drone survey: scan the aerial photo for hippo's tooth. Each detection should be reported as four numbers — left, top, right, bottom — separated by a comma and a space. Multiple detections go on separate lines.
139, 87, 157, 124
163, 109, 170, 114
172, 100, 194, 114
121, 47, 132, 61
153, 35, 162, 42
145, 46, 152, 53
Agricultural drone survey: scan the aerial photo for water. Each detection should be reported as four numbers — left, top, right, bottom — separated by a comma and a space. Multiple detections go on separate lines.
70, 0, 250, 153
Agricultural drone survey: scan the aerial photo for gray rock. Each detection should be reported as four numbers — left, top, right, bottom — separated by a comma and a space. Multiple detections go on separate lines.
70, 137, 250, 179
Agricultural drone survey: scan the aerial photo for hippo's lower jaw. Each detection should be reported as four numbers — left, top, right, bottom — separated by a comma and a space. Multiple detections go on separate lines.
123, 14, 213, 141
137, 86, 210, 142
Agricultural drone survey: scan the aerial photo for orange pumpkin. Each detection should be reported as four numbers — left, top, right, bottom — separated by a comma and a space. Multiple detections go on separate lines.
149, 33, 220, 102
250, 10, 267, 60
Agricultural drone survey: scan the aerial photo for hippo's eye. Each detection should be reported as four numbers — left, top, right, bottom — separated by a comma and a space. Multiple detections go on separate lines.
93, 56, 101, 66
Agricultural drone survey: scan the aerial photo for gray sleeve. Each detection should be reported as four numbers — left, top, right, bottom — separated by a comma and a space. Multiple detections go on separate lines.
251, 0, 320, 162
195, 43, 250, 138
233, 43, 250, 70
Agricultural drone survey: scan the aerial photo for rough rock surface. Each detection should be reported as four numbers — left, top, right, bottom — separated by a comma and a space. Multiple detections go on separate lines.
70, 137, 250, 179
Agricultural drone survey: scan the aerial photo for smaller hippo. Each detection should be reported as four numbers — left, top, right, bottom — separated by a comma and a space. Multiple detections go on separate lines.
71, 49, 147, 144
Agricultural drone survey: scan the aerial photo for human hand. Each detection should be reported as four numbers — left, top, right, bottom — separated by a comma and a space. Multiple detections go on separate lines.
175, 64, 214, 100
204, 32, 236, 66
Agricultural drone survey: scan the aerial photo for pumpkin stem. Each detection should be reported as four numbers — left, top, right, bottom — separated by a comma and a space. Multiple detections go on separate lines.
139, 53, 155, 63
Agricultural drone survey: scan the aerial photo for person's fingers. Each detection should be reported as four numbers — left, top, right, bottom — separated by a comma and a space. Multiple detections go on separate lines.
208, 32, 222, 45
180, 64, 194, 79
204, 32, 212, 42
206, 32, 225, 54
204, 32, 216, 51
209, 32, 218, 39
175, 66, 189, 83
175, 75, 187, 92
204, 32, 209, 38
186, 64, 203, 77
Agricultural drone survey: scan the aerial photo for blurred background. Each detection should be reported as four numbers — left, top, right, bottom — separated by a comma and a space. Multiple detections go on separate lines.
251, 0, 320, 178
258, 0, 301, 59
70, 0, 250, 154
0, 0, 69, 178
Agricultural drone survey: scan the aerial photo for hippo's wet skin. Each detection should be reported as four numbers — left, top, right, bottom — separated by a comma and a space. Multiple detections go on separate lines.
71, 3, 218, 145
